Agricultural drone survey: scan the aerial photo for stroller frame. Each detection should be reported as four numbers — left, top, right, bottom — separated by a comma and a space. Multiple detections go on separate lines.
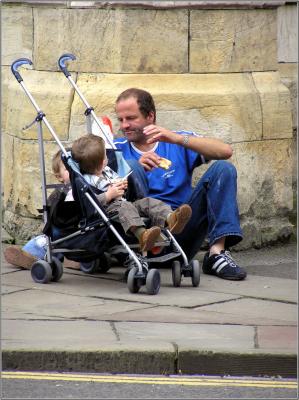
58, 54, 200, 287
10, 57, 200, 294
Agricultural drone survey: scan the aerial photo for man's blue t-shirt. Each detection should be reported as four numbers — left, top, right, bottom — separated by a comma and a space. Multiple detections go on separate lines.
114, 131, 207, 208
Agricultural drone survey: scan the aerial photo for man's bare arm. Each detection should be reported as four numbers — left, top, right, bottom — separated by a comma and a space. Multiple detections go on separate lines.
143, 124, 233, 160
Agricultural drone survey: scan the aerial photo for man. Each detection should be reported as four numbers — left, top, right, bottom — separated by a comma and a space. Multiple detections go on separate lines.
114, 88, 246, 280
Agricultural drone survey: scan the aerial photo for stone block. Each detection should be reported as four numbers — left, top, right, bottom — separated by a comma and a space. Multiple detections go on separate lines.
2, 5, 33, 66
277, 4, 298, 63
3, 68, 73, 140
278, 63, 298, 130
33, 8, 188, 73
237, 216, 293, 250
2, 133, 64, 219
231, 139, 293, 218
252, 72, 293, 139
69, 73, 262, 143
190, 9, 277, 73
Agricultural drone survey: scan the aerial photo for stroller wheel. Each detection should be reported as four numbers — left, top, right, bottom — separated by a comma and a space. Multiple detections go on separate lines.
80, 258, 101, 274
172, 260, 182, 287
127, 267, 142, 293
146, 269, 161, 295
80, 254, 111, 274
191, 260, 200, 287
51, 257, 63, 282
31, 260, 52, 284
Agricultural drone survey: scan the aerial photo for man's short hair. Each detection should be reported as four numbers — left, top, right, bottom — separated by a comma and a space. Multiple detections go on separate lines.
72, 134, 105, 174
116, 88, 156, 122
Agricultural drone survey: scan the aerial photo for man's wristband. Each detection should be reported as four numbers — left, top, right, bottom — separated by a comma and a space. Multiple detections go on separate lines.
182, 134, 189, 147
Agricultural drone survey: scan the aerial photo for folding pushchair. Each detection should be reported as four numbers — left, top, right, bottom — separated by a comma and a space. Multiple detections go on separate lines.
10, 57, 200, 294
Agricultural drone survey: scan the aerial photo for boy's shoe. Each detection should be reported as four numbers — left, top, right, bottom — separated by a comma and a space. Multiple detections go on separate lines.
167, 204, 192, 234
4, 246, 37, 269
139, 226, 161, 252
202, 250, 247, 280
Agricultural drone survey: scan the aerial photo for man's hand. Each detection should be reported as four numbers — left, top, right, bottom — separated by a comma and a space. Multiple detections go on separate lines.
143, 124, 233, 160
139, 151, 162, 171
143, 124, 179, 145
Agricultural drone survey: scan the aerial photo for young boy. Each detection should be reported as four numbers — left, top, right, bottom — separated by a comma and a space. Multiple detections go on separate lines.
71, 134, 192, 252
4, 149, 72, 268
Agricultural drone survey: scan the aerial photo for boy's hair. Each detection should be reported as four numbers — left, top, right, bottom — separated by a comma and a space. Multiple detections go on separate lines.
52, 149, 63, 175
116, 88, 156, 123
72, 134, 106, 174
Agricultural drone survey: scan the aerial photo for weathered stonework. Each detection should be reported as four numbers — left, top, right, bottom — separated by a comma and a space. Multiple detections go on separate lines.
277, 4, 298, 63
234, 138, 294, 248
3, 67, 74, 140
232, 140, 293, 218
33, 8, 188, 73
191, 138, 293, 249
2, 133, 63, 218
252, 72, 293, 139
69, 72, 263, 143
190, 9, 277, 73
278, 63, 298, 131
1, 2, 297, 248
2, 6, 33, 66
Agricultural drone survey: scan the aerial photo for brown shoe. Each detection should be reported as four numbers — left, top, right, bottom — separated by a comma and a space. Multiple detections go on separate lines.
139, 226, 161, 252
167, 204, 192, 234
64, 259, 80, 270
4, 246, 37, 269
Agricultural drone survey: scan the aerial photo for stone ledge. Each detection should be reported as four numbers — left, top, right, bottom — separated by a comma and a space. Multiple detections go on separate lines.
2, 1, 286, 9
2, 349, 296, 377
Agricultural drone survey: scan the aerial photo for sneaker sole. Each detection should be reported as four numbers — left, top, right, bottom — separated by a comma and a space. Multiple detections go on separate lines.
203, 269, 246, 281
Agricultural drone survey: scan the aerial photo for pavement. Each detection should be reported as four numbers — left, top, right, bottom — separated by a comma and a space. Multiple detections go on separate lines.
1, 232, 297, 378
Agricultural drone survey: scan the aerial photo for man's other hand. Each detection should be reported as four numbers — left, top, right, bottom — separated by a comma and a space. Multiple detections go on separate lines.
139, 151, 161, 171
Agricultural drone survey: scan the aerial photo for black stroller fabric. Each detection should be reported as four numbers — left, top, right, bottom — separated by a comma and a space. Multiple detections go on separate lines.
43, 149, 145, 263
43, 153, 111, 262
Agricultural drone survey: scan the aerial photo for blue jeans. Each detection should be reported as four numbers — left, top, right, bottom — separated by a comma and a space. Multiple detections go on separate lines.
22, 226, 63, 260
23, 235, 48, 259
130, 159, 243, 259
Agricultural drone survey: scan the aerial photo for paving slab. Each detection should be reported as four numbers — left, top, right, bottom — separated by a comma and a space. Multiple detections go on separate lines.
1, 243, 297, 377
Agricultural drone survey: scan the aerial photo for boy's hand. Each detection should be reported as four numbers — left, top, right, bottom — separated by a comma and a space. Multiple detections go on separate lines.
105, 181, 126, 202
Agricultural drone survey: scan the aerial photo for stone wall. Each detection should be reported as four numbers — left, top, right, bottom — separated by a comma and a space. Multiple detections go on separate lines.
2, 1, 297, 249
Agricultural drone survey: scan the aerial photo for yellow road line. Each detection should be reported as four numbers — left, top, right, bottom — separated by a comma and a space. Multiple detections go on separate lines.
2, 371, 297, 389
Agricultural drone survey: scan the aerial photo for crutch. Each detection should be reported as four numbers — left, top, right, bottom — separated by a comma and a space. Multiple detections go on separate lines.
58, 53, 131, 178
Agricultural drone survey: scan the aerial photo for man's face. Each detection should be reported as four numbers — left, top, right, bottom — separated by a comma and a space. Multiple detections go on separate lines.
115, 97, 154, 144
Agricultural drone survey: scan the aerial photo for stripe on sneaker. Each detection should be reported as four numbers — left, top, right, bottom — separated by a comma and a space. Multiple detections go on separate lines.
211, 258, 228, 273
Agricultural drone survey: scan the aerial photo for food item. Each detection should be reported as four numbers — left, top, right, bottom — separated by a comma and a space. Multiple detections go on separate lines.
158, 157, 172, 170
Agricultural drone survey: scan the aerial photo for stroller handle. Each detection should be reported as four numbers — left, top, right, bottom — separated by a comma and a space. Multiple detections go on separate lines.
58, 53, 76, 77
11, 58, 33, 83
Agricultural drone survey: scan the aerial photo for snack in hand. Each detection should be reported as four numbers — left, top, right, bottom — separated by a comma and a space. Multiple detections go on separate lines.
158, 157, 172, 170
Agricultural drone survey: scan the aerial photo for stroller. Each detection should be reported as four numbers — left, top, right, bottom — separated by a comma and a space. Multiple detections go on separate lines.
10, 56, 200, 295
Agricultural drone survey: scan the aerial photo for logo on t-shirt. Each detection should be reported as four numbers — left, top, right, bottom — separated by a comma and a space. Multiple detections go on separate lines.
162, 169, 175, 179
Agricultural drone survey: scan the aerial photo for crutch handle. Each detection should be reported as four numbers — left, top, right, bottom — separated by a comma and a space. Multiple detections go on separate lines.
11, 58, 33, 83
58, 53, 76, 77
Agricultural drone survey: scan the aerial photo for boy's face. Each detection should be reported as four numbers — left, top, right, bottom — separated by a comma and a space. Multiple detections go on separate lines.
96, 156, 107, 175
55, 163, 70, 184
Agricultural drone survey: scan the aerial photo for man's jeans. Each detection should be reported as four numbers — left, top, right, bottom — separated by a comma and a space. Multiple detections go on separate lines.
129, 159, 243, 260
